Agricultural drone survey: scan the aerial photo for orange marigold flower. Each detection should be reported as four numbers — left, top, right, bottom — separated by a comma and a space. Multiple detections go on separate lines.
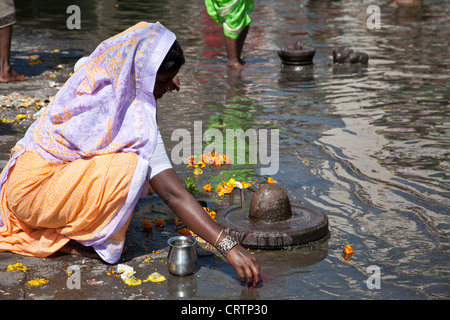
223, 155, 231, 164
267, 177, 275, 184
241, 181, 252, 188
217, 178, 236, 196
343, 244, 353, 254
203, 183, 212, 192
155, 219, 166, 228
194, 161, 206, 168
208, 210, 217, 219
142, 220, 153, 230
180, 228, 191, 236
203, 206, 216, 219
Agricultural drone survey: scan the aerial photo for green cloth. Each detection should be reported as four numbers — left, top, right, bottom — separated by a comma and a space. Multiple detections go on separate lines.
205, 0, 254, 39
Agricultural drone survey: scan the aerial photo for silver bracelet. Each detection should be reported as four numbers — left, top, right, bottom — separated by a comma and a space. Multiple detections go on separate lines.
216, 236, 238, 256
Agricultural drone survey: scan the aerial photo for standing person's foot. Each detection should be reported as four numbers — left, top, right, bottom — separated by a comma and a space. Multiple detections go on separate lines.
0, 68, 26, 82
227, 59, 247, 70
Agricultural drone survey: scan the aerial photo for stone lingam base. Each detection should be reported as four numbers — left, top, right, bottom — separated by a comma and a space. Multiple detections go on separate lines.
216, 185, 329, 250
277, 41, 316, 66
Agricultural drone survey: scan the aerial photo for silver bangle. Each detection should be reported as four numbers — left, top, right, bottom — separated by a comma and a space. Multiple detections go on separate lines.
216, 236, 238, 256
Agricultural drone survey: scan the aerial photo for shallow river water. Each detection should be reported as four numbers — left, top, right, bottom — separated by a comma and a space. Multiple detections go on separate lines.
8, 0, 450, 299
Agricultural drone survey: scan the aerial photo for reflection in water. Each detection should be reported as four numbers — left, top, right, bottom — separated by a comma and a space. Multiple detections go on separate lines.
12, 0, 450, 299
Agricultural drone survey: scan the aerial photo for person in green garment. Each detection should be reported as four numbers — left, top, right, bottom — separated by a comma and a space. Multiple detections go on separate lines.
205, 0, 254, 70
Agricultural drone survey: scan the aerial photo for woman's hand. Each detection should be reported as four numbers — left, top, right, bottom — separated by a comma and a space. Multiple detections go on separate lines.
225, 244, 261, 287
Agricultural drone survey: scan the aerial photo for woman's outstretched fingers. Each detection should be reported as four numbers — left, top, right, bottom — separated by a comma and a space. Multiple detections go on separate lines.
226, 245, 261, 286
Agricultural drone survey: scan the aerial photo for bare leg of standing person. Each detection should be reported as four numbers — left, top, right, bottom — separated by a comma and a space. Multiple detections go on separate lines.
225, 26, 249, 70
0, 25, 26, 83
236, 25, 249, 65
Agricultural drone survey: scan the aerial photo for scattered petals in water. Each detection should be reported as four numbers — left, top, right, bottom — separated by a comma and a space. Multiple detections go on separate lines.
343, 245, 353, 261
344, 244, 353, 254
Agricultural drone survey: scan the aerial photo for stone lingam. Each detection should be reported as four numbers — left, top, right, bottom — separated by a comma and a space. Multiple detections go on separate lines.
216, 184, 329, 249
277, 41, 316, 66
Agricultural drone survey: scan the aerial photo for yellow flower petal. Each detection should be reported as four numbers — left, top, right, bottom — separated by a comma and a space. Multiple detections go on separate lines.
7, 263, 29, 272
123, 277, 142, 286
143, 272, 166, 283
26, 278, 49, 287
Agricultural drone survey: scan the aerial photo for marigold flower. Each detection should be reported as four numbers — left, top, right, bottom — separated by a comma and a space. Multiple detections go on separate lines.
203, 183, 212, 192
180, 228, 191, 236
241, 181, 252, 188
7, 263, 29, 272
343, 244, 353, 254
144, 272, 166, 283
142, 220, 153, 230
202, 206, 216, 219
194, 161, 206, 168
217, 178, 236, 196
267, 177, 275, 184
123, 275, 142, 286
223, 155, 232, 164
26, 278, 49, 287
209, 210, 217, 219
155, 219, 166, 228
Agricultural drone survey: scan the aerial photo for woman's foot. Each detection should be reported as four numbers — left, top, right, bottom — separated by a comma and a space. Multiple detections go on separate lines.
59, 240, 100, 259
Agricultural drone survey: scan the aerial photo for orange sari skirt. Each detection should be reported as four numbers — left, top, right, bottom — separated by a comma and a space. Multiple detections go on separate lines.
0, 150, 137, 260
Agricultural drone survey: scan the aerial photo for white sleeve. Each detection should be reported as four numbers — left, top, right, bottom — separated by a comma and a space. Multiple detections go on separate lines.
147, 130, 172, 180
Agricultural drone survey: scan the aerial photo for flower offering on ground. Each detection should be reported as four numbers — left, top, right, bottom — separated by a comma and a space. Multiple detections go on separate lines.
26, 278, 49, 287
143, 272, 166, 283
155, 219, 166, 229
7, 262, 29, 272
142, 219, 153, 230
203, 182, 212, 192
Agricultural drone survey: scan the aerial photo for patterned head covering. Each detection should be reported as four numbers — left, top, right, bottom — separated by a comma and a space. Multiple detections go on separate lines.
20, 21, 175, 164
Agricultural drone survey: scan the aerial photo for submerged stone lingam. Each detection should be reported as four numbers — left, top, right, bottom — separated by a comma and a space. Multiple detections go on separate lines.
217, 184, 329, 249
277, 41, 316, 65
333, 46, 369, 65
